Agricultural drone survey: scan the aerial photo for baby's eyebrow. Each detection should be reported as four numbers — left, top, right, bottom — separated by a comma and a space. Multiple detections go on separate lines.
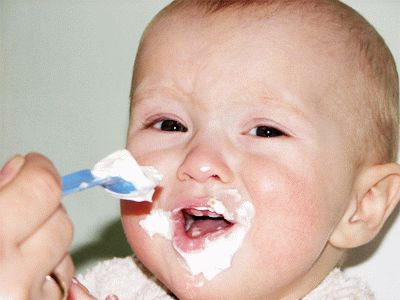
225, 89, 312, 125
131, 86, 312, 125
254, 95, 311, 123
131, 85, 187, 106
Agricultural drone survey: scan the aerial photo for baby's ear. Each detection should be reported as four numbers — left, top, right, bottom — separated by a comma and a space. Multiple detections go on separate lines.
329, 163, 400, 249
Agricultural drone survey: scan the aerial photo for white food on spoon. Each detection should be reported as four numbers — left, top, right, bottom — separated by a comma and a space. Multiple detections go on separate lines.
91, 149, 162, 202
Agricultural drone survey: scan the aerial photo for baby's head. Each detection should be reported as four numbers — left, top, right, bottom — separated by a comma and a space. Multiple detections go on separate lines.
122, 1, 399, 299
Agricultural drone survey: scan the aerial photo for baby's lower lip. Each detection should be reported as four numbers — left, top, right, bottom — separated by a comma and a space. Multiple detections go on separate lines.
172, 208, 234, 252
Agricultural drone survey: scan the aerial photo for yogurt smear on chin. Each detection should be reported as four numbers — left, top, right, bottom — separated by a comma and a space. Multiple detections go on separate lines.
139, 197, 255, 281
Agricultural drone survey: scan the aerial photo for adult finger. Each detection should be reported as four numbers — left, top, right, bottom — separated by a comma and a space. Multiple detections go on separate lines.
54, 254, 75, 291
0, 255, 73, 300
19, 206, 74, 279
40, 255, 74, 300
0, 153, 62, 243
0, 155, 25, 189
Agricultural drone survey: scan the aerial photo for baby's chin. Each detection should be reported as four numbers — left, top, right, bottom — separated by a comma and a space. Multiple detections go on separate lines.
153, 254, 245, 300
122, 197, 259, 298
168, 276, 240, 300
131, 232, 256, 300
132, 231, 312, 300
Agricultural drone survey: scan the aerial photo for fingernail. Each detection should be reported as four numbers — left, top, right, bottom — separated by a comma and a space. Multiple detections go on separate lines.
71, 277, 90, 292
105, 295, 119, 300
0, 155, 25, 180
71, 277, 79, 285
69, 277, 97, 300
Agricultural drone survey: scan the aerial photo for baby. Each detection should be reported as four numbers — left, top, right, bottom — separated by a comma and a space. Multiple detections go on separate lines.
0, 0, 398, 299
74, 0, 399, 299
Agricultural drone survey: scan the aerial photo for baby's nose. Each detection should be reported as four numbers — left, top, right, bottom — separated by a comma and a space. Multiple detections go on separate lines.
177, 145, 233, 184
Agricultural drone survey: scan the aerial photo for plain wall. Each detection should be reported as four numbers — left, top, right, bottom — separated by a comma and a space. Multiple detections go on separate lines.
1, 1, 399, 298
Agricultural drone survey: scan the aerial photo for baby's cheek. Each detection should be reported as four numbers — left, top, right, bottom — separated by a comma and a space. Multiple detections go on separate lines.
244, 163, 328, 274
120, 202, 149, 251
121, 203, 169, 279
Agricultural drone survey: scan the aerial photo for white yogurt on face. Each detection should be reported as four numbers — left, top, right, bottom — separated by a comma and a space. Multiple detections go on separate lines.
91, 149, 162, 201
193, 198, 234, 221
139, 193, 255, 281
173, 201, 255, 280
207, 198, 234, 220
139, 209, 173, 240
200, 166, 211, 173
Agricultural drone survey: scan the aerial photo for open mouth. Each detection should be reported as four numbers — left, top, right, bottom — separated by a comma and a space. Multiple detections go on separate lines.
183, 208, 234, 238
139, 195, 255, 280
173, 206, 235, 252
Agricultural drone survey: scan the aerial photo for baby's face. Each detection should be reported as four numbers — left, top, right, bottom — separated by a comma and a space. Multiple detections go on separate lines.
123, 11, 357, 299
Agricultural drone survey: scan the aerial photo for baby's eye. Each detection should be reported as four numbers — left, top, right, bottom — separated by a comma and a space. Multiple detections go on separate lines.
249, 126, 284, 138
153, 119, 188, 132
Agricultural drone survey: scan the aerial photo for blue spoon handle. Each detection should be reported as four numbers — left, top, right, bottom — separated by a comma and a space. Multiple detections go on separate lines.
61, 169, 113, 197
61, 169, 137, 197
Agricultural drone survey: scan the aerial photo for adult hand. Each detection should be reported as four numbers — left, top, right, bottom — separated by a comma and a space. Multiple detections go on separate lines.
0, 153, 74, 300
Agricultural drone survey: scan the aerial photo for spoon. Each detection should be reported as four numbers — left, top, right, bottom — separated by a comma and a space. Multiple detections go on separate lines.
61, 169, 136, 197
60, 149, 162, 201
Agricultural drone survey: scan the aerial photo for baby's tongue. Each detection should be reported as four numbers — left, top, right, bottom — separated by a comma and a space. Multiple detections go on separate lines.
186, 219, 230, 238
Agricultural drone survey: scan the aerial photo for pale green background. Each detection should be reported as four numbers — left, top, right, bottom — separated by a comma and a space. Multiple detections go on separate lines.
1, 1, 399, 298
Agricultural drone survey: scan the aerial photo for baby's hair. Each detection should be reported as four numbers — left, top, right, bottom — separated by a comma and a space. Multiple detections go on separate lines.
134, 0, 399, 165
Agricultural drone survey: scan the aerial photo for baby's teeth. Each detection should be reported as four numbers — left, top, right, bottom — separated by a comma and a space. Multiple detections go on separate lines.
192, 207, 210, 211
191, 210, 205, 217
206, 211, 221, 218
188, 208, 222, 218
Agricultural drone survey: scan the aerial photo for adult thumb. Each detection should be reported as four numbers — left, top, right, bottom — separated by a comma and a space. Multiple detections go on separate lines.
0, 155, 25, 189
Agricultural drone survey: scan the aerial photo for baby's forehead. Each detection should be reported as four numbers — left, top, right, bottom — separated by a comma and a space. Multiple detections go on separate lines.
138, 17, 357, 133
140, 4, 356, 102
136, 5, 366, 141
147, 2, 353, 66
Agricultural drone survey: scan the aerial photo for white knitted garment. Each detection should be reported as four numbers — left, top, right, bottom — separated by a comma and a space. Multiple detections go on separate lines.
78, 257, 374, 300
304, 268, 375, 300
78, 257, 174, 300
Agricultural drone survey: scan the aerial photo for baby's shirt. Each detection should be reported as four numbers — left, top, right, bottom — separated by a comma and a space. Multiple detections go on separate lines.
77, 257, 174, 299
78, 257, 374, 300
303, 268, 374, 299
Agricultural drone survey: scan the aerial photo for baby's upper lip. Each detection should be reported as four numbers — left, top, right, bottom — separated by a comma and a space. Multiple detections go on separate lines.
173, 197, 212, 211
